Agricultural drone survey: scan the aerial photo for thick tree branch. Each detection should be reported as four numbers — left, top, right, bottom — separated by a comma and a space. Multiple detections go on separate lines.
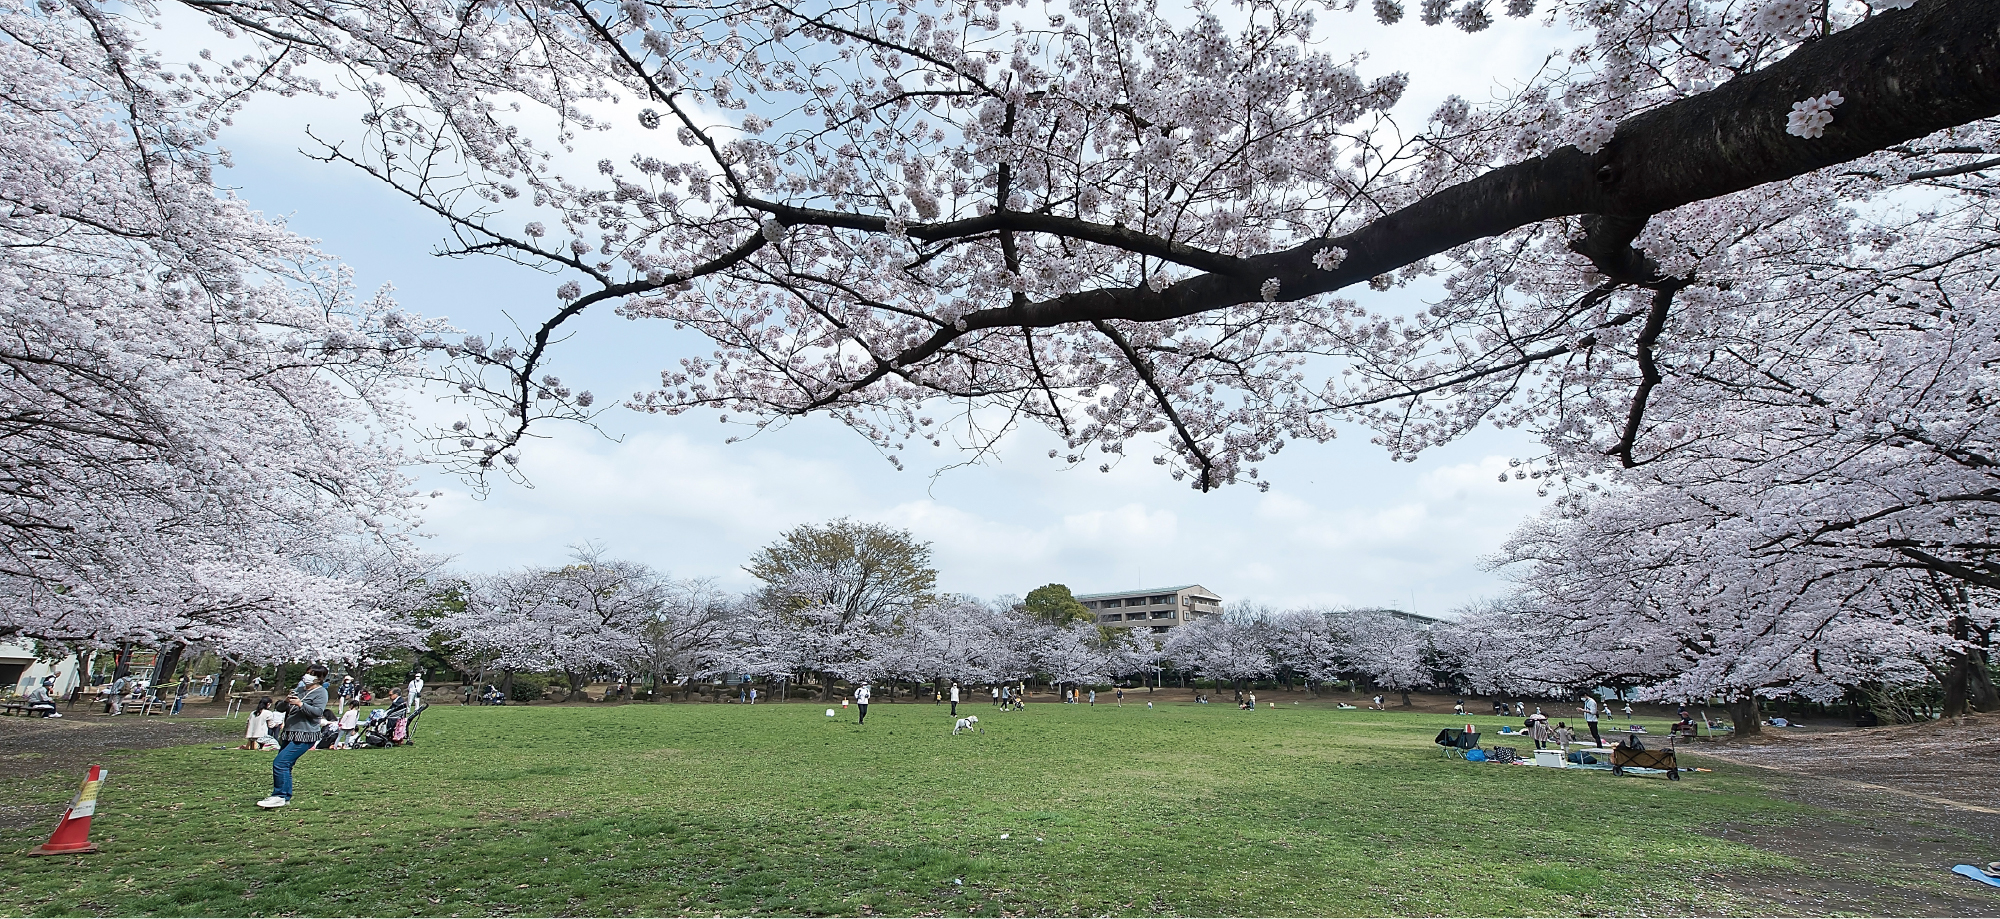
887, 0, 2000, 350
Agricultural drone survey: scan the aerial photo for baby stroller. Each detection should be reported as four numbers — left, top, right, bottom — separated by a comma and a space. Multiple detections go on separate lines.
359, 699, 428, 748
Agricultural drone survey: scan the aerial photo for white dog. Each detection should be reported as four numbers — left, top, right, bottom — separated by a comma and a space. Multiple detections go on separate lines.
952, 715, 982, 734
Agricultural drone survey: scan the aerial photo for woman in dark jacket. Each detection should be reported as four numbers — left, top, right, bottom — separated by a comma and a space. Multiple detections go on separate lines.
257, 663, 328, 809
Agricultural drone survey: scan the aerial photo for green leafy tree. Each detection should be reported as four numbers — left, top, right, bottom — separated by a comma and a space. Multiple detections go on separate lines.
746, 519, 937, 627
1023, 584, 1093, 627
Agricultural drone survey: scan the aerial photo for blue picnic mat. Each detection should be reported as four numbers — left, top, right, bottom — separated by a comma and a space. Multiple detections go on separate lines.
1952, 865, 2000, 889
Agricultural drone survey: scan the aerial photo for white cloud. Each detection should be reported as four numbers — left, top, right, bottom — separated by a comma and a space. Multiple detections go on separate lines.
164, 0, 1572, 618
409, 411, 1548, 618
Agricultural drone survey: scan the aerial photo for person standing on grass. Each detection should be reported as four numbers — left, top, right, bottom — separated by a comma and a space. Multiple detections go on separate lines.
1553, 722, 1575, 748
949, 681, 960, 716
991, 685, 1000, 707
1581, 694, 1602, 746
854, 683, 872, 725
1529, 713, 1550, 750
1088, 689, 1096, 706
1115, 687, 1125, 705
259, 664, 328, 809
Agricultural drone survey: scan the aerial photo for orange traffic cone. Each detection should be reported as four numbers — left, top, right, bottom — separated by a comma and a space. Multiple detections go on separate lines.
29, 765, 106, 856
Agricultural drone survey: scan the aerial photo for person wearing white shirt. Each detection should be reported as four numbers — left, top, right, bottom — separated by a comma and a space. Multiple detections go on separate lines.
405, 672, 425, 738
948, 681, 960, 716
1581, 695, 1602, 746
242, 698, 282, 750
854, 683, 872, 725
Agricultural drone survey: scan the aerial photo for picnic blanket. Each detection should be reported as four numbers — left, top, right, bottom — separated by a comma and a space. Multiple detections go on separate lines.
1952, 865, 2000, 889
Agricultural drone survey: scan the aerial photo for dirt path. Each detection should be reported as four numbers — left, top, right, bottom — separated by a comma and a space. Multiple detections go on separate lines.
0, 710, 234, 829
1679, 715, 2000, 916
1700, 714, 2000, 806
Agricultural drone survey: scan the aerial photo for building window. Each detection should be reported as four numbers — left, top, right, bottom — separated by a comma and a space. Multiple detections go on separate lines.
1082, 600, 1098, 609
1125, 598, 1146, 607
1150, 611, 1170, 619
1102, 613, 1122, 622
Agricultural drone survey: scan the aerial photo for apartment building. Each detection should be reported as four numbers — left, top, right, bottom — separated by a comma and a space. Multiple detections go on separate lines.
1076, 584, 1223, 633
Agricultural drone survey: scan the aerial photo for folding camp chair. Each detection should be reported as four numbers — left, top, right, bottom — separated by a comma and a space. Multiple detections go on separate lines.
1434, 728, 1481, 760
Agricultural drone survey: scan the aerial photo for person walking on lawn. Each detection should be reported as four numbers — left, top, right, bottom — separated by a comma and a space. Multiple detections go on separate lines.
854, 682, 872, 725
258, 664, 328, 809
949, 681, 960, 716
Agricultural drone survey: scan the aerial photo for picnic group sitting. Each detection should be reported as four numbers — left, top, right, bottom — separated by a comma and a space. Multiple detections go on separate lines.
241, 686, 424, 751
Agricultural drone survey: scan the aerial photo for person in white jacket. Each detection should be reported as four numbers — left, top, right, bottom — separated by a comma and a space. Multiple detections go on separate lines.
404, 672, 425, 739
854, 683, 872, 725
242, 697, 282, 750
948, 681, 960, 716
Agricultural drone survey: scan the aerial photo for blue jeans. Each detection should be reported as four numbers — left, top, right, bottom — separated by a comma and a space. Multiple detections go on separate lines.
272, 740, 314, 799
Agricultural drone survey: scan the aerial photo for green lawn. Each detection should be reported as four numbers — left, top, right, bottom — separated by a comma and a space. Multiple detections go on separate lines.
3, 701, 1801, 915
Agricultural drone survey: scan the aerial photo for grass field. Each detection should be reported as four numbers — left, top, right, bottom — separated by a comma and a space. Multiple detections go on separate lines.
0, 700, 1844, 915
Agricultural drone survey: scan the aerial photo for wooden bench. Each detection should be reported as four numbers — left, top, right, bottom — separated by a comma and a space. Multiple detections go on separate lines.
0, 702, 26, 716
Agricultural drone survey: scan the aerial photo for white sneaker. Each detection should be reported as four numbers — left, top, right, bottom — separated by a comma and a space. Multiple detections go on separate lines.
256, 796, 288, 809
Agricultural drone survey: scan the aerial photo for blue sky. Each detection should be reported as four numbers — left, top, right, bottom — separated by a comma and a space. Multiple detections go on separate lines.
205, 5, 1568, 613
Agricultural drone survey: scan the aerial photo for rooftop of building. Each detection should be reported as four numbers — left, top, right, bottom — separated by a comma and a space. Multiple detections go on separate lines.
1074, 585, 1217, 601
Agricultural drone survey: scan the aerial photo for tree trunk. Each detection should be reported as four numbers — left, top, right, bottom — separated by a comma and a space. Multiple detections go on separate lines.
1940, 646, 1999, 717
1400, 690, 1412, 707
214, 660, 239, 704
1728, 696, 1763, 736
149, 643, 185, 688
1941, 614, 1999, 717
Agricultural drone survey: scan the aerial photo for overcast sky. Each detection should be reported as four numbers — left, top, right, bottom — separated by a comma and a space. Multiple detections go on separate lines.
204, 4, 1573, 614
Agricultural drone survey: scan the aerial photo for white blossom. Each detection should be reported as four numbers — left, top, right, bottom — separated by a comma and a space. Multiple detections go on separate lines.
1785, 91, 1845, 139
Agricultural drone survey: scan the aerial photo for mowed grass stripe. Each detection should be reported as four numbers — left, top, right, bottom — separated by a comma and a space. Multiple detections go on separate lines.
4, 702, 1793, 916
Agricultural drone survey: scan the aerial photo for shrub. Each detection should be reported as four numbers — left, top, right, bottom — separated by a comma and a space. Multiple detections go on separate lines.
509, 673, 554, 703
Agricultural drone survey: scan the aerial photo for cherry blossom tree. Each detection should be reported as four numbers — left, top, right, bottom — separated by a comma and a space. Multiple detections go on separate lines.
0, 0, 445, 656
1339, 612, 1432, 705
1162, 615, 1274, 692
131, 0, 1996, 494
1031, 621, 1114, 694
1265, 609, 1351, 693
449, 546, 672, 694
634, 576, 748, 694
26, 0, 2000, 695
1480, 486, 1985, 732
